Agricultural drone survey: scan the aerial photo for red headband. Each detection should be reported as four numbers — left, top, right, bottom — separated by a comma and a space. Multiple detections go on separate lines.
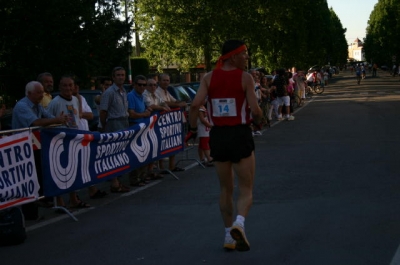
215, 45, 247, 69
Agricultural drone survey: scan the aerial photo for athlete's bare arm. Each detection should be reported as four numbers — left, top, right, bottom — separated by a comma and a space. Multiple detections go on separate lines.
190, 72, 211, 129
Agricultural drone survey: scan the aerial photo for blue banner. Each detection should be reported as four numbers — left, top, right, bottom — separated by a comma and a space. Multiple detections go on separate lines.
40, 110, 184, 197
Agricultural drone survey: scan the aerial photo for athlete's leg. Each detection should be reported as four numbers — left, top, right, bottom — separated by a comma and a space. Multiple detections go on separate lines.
230, 152, 255, 251
232, 152, 255, 217
215, 161, 235, 227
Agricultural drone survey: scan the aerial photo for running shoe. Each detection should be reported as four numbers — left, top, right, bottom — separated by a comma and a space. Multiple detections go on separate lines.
223, 234, 236, 250
253, 131, 262, 136
230, 221, 250, 251
286, 115, 295, 121
205, 161, 214, 167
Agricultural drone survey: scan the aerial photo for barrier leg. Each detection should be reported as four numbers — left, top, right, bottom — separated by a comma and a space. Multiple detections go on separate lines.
162, 169, 179, 180
52, 197, 78, 221
175, 144, 206, 169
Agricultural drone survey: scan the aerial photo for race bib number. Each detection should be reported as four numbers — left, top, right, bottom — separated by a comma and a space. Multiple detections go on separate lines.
211, 98, 236, 117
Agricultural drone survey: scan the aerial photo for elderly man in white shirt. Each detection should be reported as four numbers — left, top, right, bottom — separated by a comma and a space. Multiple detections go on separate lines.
155, 74, 187, 173
141, 77, 171, 179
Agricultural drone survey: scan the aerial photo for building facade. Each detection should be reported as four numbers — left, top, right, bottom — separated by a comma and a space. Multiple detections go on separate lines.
348, 38, 365, 62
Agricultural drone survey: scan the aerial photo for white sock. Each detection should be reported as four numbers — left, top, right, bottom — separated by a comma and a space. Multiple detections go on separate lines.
268, 108, 273, 118
225, 227, 231, 236
235, 215, 245, 225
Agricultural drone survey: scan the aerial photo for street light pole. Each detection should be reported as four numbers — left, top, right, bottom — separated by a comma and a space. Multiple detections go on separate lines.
125, 0, 132, 84
134, 3, 140, 57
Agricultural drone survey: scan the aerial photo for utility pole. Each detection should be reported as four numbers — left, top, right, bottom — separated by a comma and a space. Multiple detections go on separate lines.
125, 0, 132, 84
134, 3, 140, 57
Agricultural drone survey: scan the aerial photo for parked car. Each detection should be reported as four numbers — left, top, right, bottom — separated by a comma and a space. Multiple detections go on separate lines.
167, 85, 195, 103
380, 65, 388, 71
179, 82, 200, 92
78, 90, 102, 131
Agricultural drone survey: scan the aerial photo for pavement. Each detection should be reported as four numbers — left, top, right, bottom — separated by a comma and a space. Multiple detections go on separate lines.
25, 69, 399, 232
5, 69, 400, 264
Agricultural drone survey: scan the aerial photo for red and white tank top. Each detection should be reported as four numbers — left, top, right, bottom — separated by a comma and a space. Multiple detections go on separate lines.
207, 68, 251, 126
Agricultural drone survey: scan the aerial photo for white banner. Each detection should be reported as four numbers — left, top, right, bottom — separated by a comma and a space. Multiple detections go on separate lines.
0, 131, 40, 210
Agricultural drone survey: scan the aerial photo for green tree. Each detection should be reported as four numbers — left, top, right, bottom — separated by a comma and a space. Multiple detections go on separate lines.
134, 0, 347, 73
364, 0, 400, 66
130, 57, 150, 77
328, 8, 348, 66
250, 0, 309, 71
0, 0, 349, 103
244, 0, 347, 71
0, 0, 131, 101
135, 0, 265, 72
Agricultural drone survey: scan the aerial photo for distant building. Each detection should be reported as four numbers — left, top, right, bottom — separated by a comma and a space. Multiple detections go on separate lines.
348, 38, 365, 62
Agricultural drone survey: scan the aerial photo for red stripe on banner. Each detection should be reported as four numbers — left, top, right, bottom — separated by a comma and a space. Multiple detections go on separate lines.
160, 146, 182, 155
0, 197, 36, 210
32, 130, 41, 150
97, 165, 131, 179
0, 136, 29, 148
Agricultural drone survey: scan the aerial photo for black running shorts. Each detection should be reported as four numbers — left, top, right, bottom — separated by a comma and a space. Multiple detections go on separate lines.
209, 125, 254, 163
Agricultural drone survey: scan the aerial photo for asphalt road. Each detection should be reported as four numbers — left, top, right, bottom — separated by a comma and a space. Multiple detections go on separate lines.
2, 70, 400, 265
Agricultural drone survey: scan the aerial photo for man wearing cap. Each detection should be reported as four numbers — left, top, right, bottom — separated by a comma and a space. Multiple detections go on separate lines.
189, 39, 262, 252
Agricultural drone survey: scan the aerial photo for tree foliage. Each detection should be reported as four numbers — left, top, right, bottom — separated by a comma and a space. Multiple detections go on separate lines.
328, 8, 348, 66
0, 0, 350, 105
364, 0, 400, 65
0, 0, 132, 101
130, 57, 150, 77
134, 0, 348, 73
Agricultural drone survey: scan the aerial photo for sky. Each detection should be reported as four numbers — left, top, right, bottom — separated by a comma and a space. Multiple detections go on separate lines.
326, 0, 379, 44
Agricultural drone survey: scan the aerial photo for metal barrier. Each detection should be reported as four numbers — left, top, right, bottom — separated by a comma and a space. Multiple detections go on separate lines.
175, 106, 205, 170
175, 121, 205, 170
1, 108, 202, 222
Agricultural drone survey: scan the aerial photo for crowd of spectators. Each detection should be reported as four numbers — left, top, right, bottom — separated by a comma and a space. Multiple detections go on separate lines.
3, 68, 205, 221
248, 66, 334, 136
4, 64, 339, 221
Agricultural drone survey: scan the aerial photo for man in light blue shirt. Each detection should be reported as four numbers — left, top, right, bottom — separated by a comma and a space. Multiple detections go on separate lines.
12, 81, 68, 212
12, 81, 67, 129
